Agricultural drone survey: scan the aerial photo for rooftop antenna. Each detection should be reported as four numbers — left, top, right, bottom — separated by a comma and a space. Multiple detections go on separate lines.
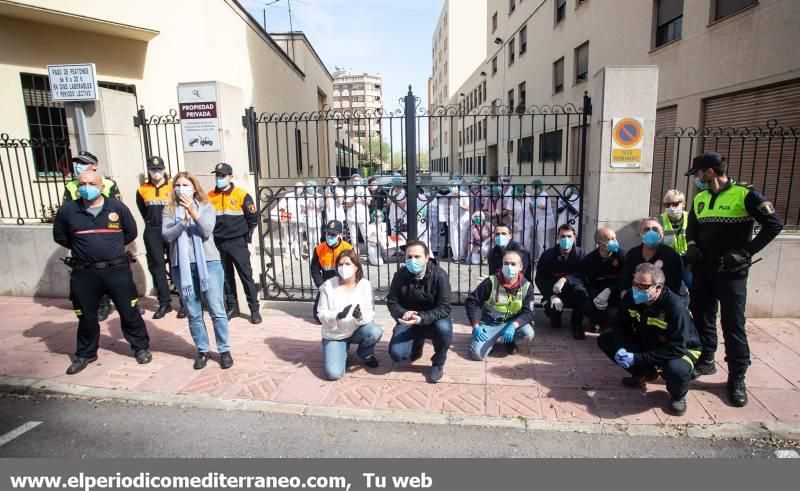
288, 0, 296, 61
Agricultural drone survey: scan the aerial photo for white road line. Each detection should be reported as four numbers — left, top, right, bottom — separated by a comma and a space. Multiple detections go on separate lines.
775, 449, 799, 458
0, 421, 43, 447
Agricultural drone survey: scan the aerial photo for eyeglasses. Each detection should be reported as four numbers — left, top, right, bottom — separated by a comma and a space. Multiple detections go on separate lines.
632, 282, 654, 290
642, 226, 660, 233
664, 202, 683, 207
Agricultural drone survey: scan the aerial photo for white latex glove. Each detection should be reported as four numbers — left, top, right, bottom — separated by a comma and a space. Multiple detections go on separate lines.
593, 288, 612, 311
552, 277, 567, 295
550, 296, 564, 312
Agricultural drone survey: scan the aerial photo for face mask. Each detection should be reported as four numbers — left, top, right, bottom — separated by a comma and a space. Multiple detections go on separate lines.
450, 186, 459, 194
326, 235, 339, 247
78, 185, 101, 201
632, 287, 652, 305
502, 264, 519, 279
695, 177, 709, 191
564, 188, 574, 197
149, 170, 164, 181
216, 177, 229, 189
394, 191, 406, 201
666, 205, 684, 219
559, 236, 574, 250
471, 186, 480, 192
472, 217, 482, 225
374, 215, 384, 223
352, 180, 362, 186
642, 229, 662, 248
405, 258, 425, 275
605, 239, 620, 253
74, 164, 88, 176
337, 264, 356, 280
495, 235, 510, 247
175, 185, 194, 197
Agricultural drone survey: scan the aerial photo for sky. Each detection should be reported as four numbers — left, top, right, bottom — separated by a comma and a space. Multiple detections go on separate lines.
240, 0, 441, 116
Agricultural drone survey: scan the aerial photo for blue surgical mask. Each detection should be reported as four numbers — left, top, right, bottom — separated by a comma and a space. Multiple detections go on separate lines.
502, 264, 519, 279
326, 235, 339, 248
74, 164, 88, 176
642, 230, 662, 248
605, 239, 620, 253
695, 177, 709, 191
78, 185, 101, 201
216, 176, 230, 189
405, 258, 425, 275
559, 236, 574, 250
631, 287, 652, 305
495, 235, 510, 247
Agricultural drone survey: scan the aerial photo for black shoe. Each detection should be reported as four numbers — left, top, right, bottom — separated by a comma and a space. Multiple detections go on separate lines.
410, 343, 424, 362
363, 355, 380, 368
250, 311, 263, 325
622, 375, 647, 388
97, 304, 112, 322
153, 305, 173, 320
669, 397, 687, 416
505, 341, 519, 355
226, 306, 240, 320
66, 356, 97, 375
176, 305, 187, 319
428, 364, 444, 383
727, 374, 748, 407
693, 357, 717, 378
220, 351, 234, 369
571, 325, 586, 340
193, 352, 209, 370
134, 349, 152, 364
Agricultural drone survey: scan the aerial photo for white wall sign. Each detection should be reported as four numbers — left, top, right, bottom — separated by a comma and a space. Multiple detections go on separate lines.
178, 82, 220, 152
610, 117, 645, 169
47, 63, 99, 101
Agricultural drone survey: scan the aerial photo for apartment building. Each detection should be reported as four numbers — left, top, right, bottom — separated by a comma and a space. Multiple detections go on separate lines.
332, 68, 383, 139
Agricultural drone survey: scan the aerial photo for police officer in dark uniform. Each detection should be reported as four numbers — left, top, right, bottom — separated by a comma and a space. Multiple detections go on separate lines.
53, 171, 152, 374
136, 156, 175, 319
208, 163, 261, 324
685, 152, 783, 407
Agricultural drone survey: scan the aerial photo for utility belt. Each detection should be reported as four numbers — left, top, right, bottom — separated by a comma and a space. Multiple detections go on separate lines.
61, 254, 133, 270
702, 251, 761, 274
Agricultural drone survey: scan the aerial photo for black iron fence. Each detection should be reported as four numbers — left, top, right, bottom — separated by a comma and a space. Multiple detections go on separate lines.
0, 134, 72, 224
651, 121, 800, 229
133, 107, 184, 176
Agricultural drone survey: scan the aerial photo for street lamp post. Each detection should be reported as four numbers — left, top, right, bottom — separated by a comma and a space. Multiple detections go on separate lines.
493, 36, 508, 177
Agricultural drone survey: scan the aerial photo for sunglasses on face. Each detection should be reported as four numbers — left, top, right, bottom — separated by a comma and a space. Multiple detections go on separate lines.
664, 202, 683, 207
642, 226, 660, 233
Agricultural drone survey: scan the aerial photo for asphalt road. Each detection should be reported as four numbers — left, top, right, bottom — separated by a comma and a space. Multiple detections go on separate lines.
0, 395, 795, 458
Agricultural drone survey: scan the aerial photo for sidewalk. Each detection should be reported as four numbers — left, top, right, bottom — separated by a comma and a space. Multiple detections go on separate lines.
1, 296, 799, 439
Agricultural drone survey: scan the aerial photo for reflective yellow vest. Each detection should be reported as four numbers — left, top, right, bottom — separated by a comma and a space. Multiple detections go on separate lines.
661, 211, 688, 256
486, 275, 530, 319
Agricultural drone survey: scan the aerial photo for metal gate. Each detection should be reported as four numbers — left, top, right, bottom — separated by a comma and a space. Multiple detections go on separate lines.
243, 87, 591, 304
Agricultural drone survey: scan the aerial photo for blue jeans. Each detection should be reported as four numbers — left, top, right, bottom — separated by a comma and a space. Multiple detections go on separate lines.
389, 318, 453, 366
174, 261, 230, 354
321, 322, 383, 380
469, 323, 534, 361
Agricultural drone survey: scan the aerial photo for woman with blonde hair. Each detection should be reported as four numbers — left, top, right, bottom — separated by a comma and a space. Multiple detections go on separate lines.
162, 172, 233, 370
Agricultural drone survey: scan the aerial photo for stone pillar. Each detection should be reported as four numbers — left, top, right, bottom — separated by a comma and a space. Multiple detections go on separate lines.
583, 66, 659, 249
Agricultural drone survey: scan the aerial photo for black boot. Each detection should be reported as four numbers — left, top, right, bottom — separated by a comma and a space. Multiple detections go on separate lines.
153, 304, 173, 320
97, 301, 112, 322
226, 305, 240, 320
692, 353, 717, 378
727, 371, 748, 407
176, 305, 187, 319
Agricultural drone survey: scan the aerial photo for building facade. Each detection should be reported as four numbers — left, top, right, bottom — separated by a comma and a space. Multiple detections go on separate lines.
332, 68, 383, 139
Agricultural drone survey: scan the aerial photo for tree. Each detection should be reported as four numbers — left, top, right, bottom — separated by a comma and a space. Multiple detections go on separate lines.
355, 137, 391, 164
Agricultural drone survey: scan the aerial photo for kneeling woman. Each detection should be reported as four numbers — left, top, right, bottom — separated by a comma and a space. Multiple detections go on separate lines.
163, 172, 232, 370
316, 249, 383, 380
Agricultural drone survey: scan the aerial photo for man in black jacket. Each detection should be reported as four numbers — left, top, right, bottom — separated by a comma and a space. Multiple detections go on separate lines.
621, 217, 685, 300
535, 223, 586, 338
387, 240, 452, 383
488, 223, 531, 280
576, 227, 626, 332
597, 263, 702, 416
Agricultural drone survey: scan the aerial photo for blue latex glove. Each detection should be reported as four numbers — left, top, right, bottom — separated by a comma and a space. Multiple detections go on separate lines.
472, 326, 489, 342
615, 348, 634, 369
500, 323, 516, 343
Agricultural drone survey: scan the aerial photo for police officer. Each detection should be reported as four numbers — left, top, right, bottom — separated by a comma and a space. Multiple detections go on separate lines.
136, 156, 175, 319
310, 220, 353, 323
685, 152, 783, 407
208, 163, 261, 324
53, 171, 152, 374
63, 151, 123, 322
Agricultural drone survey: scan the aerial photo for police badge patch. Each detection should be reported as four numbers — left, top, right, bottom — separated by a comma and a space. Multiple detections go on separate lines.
698, 202, 705, 213
758, 201, 775, 215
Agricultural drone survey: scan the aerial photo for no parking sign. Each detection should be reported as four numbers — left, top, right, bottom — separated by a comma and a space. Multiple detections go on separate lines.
610, 117, 644, 168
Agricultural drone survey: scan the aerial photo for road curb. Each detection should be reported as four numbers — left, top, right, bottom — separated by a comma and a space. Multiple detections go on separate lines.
2, 375, 798, 441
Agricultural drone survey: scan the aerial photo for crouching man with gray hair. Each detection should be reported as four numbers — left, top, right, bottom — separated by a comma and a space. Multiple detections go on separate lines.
597, 263, 702, 416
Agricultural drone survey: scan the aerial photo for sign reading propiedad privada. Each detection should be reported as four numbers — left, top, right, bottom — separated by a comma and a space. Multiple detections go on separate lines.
610, 117, 644, 168
178, 82, 220, 153
47, 63, 99, 101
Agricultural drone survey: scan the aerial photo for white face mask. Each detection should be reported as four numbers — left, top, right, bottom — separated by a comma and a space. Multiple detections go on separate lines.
175, 185, 194, 197
149, 170, 164, 181
666, 205, 684, 218
337, 264, 356, 280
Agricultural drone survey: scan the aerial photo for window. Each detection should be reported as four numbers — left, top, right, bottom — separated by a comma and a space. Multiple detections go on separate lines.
492, 56, 498, 75
508, 89, 515, 111
540, 130, 563, 162
509, 39, 515, 66
478, 121, 483, 140
714, 0, 758, 21
520, 137, 533, 163
20, 73, 69, 176
519, 25, 527, 54
574, 42, 589, 84
509, 140, 514, 153
556, 0, 567, 23
655, 0, 683, 47
518, 82, 526, 112
509, 0, 516, 14
553, 57, 565, 93
459, 130, 462, 146
492, 12, 498, 32
483, 81, 487, 102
